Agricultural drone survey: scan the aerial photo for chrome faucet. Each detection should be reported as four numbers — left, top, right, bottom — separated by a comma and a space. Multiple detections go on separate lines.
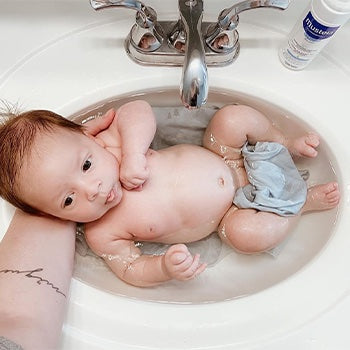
90, 0, 290, 109
206, 0, 290, 53
178, 0, 208, 108
90, 0, 163, 51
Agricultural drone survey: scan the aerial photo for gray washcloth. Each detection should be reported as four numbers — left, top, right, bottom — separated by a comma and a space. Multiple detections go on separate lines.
0, 337, 23, 350
233, 142, 307, 216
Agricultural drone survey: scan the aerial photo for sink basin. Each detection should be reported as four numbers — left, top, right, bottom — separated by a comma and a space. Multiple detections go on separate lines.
70, 87, 339, 304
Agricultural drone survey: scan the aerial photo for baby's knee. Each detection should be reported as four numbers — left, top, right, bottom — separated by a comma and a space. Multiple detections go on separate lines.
220, 223, 267, 253
216, 105, 266, 133
215, 104, 249, 122
220, 104, 261, 119
219, 209, 280, 253
218, 209, 254, 252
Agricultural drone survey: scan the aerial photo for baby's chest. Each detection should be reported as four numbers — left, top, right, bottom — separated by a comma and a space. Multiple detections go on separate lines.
104, 198, 178, 242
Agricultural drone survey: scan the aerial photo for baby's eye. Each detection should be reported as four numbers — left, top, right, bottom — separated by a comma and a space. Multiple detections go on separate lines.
64, 196, 74, 208
83, 158, 92, 172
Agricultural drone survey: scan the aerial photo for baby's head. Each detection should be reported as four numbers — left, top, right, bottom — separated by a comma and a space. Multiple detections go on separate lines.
0, 110, 122, 222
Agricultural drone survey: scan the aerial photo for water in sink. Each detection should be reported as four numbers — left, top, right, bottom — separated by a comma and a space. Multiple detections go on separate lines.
1, 88, 338, 304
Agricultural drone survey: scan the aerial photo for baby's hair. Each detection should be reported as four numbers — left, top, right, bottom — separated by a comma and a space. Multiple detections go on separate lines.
0, 107, 84, 215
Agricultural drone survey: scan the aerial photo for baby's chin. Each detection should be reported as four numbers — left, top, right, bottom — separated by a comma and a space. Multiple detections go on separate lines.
57, 209, 108, 223
77, 203, 120, 223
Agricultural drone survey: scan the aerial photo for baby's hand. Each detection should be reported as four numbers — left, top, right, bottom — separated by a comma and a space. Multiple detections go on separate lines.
120, 153, 149, 190
164, 244, 207, 281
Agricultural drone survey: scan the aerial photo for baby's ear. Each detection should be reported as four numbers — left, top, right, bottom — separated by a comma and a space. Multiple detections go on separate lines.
84, 132, 106, 148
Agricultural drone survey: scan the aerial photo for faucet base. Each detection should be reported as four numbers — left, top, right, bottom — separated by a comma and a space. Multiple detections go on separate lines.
125, 21, 240, 67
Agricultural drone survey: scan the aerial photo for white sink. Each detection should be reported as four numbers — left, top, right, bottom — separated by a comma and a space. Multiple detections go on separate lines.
1, 1, 350, 349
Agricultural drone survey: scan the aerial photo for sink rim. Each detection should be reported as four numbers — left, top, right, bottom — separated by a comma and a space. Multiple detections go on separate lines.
0, 17, 349, 349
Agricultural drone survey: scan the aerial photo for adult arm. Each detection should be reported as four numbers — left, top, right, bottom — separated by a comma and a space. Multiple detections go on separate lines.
0, 210, 76, 349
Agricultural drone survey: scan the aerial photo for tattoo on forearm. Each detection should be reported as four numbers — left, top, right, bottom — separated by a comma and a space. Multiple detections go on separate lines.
0, 268, 66, 298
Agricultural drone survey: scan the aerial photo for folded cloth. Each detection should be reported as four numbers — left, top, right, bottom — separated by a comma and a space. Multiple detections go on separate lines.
233, 142, 307, 216
0, 336, 23, 350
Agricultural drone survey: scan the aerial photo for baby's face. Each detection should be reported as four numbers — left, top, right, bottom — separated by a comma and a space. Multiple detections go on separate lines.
19, 128, 122, 222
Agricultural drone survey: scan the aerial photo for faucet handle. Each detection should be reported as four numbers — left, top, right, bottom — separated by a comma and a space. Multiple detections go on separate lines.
217, 0, 290, 29
90, 0, 163, 51
206, 0, 290, 52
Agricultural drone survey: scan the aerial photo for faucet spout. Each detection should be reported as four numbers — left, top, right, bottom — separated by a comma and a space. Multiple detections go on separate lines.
90, 0, 290, 109
179, 0, 208, 109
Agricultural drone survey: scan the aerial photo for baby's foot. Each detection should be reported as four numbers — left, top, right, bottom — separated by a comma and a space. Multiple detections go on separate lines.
302, 182, 340, 213
288, 132, 320, 158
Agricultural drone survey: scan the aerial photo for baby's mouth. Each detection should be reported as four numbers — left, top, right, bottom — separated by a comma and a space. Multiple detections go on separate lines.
105, 187, 116, 204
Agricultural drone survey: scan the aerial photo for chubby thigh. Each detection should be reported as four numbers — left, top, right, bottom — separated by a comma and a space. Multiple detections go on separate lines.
218, 206, 298, 253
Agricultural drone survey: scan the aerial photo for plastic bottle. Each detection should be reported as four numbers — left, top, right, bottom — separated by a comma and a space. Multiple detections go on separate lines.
279, 0, 350, 70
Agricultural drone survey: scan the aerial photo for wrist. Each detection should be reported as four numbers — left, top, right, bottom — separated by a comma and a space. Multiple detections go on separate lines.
122, 151, 145, 158
161, 254, 172, 280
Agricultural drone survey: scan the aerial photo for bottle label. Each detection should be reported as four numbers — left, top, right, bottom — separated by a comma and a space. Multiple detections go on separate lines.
303, 11, 340, 40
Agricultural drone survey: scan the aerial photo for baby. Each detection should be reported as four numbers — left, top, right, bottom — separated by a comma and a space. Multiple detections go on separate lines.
0, 101, 340, 287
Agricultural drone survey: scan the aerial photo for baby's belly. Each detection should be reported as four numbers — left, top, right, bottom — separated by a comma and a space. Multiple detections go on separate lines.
129, 145, 236, 243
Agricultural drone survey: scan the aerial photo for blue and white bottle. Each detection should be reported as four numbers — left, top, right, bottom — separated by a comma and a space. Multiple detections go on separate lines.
279, 0, 350, 70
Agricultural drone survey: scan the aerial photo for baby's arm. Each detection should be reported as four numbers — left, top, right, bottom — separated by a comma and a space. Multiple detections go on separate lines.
116, 100, 156, 190
92, 101, 156, 190
91, 237, 206, 287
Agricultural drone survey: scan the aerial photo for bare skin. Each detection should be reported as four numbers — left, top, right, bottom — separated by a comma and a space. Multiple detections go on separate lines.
19, 102, 340, 287
202, 105, 340, 253
0, 118, 103, 350
0, 211, 75, 350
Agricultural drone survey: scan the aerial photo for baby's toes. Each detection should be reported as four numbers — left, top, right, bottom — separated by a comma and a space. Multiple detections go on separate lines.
326, 183, 340, 201
305, 132, 320, 148
299, 133, 319, 158
295, 133, 319, 158
299, 144, 317, 158
325, 181, 338, 193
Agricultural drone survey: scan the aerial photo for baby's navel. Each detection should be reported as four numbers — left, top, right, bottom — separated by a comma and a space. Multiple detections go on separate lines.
218, 177, 225, 187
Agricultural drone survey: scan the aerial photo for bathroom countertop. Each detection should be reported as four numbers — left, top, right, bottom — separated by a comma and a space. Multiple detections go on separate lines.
1, 1, 350, 350
1, 0, 349, 82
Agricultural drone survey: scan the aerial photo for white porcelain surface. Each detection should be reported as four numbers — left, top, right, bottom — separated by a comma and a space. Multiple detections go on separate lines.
1, 1, 350, 349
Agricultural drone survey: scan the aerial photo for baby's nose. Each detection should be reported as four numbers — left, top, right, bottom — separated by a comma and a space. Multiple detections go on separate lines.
87, 181, 102, 201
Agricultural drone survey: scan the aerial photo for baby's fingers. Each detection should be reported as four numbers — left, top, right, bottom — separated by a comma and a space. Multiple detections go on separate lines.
121, 176, 146, 190
193, 261, 207, 277
84, 109, 115, 136
184, 254, 206, 279
177, 253, 206, 280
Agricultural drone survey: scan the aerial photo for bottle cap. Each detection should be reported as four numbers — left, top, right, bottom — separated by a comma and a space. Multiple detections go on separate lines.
312, 0, 350, 25
323, 0, 350, 14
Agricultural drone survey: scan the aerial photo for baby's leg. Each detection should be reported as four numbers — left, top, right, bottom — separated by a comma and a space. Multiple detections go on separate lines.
203, 105, 319, 158
218, 206, 298, 253
219, 181, 340, 253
